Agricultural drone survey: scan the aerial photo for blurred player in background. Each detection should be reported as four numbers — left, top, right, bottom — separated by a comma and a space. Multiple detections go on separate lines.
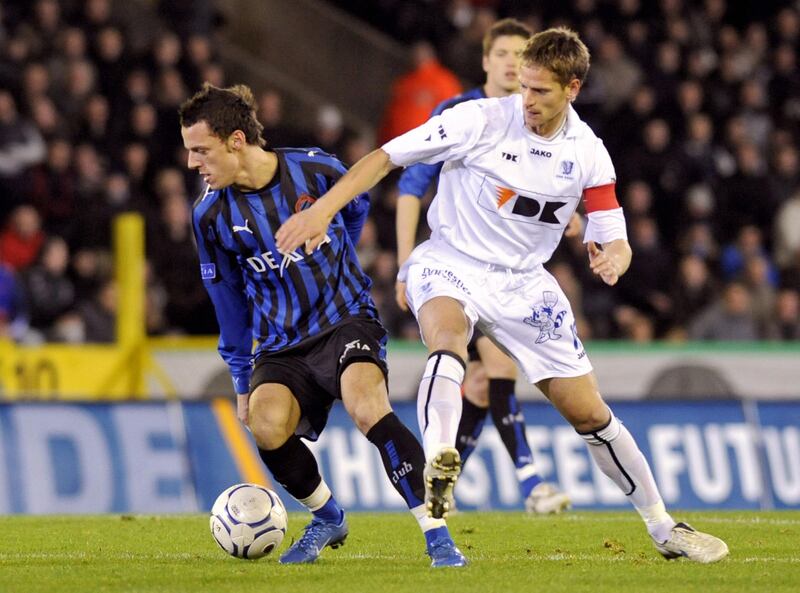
276, 28, 729, 563
394, 17, 571, 515
181, 83, 466, 567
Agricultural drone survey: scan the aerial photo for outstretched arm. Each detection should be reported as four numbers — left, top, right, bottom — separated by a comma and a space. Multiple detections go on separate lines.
276, 149, 396, 254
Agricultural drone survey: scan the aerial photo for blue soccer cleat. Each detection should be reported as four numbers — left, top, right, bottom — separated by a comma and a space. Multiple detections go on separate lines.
279, 514, 349, 564
427, 536, 468, 568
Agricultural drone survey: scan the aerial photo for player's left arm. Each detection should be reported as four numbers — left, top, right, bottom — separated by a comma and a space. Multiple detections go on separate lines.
581, 140, 631, 286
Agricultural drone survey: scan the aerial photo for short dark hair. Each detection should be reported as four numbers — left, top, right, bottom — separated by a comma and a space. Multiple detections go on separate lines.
482, 18, 533, 56
520, 27, 591, 86
179, 82, 265, 147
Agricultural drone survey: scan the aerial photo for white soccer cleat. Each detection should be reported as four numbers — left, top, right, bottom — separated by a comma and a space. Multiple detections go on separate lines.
424, 447, 461, 519
653, 522, 729, 563
524, 482, 571, 514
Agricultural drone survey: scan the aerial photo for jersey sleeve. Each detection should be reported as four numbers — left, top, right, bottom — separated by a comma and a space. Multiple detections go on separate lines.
192, 202, 253, 395
382, 100, 487, 168
581, 139, 628, 244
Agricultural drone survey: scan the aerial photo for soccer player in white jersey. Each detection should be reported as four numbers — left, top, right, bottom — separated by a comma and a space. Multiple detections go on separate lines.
395, 17, 571, 515
277, 27, 729, 562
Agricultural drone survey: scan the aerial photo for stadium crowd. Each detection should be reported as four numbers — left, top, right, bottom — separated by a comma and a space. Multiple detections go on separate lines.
0, 0, 798, 343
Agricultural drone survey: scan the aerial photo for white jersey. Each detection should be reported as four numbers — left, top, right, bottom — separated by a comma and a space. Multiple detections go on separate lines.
383, 94, 625, 271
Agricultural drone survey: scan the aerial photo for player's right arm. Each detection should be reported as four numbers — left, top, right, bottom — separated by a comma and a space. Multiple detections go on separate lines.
193, 199, 254, 424
277, 100, 488, 255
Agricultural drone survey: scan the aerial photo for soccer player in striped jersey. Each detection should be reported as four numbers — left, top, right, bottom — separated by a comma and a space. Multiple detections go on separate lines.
395, 18, 571, 515
181, 83, 466, 567
277, 29, 729, 563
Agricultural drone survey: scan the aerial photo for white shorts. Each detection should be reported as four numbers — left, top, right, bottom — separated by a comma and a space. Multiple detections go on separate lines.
401, 240, 593, 384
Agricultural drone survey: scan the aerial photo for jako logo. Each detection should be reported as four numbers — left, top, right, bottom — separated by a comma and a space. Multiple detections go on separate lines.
530, 147, 552, 158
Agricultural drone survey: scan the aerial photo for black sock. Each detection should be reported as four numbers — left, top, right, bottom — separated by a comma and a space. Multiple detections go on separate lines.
489, 378, 535, 469
258, 435, 322, 500
456, 397, 488, 464
366, 412, 426, 508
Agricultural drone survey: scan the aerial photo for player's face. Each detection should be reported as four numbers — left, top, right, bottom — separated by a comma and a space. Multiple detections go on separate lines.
482, 34, 527, 97
518, 64, 580, 137
181, 121, 239, 189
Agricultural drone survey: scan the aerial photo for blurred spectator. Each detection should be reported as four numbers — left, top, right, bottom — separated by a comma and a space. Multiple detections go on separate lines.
689, 281, 758, 341
21, 236, 75, 338
79, 276, 116, 342
257, 88, 301, 148
0, 205, 46, 272
670, 254, 718, 332
377, 40, 461, 144
591, 33, 642, 114
720, 225, 779, 285
28, 137, 77, 238
763, 289, 800, 341
147, 192, 217, 334
0, 90, 46, 214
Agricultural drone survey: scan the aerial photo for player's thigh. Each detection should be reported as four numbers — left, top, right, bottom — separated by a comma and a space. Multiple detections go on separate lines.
248, 383, 302, 448
463, 360, 489, 407
536, 373, 610, 433
417, 296, 471, 359
475, 335, 517, 380
340, 361, 392, 434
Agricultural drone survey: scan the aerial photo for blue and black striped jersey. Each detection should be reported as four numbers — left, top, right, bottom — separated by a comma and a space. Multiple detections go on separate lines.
396, 87, 487, 198
192, 147, 376, 394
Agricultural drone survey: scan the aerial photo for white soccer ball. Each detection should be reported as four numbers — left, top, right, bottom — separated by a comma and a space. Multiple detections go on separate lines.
209, 483, 287, 559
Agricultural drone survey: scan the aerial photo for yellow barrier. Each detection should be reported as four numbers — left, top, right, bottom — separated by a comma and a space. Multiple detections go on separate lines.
0, 213, 175, 400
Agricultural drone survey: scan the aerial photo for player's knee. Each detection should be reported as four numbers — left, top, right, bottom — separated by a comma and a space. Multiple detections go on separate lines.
570, 406, 612, 434
348, 395, 392, 434
249, 394, 295, 448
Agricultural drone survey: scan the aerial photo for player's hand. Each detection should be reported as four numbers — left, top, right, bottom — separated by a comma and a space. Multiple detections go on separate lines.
587, 241, 619, 286
395, 280, 409, 311
236, 393, 251, 430
564, 213, 584, 238
275, 203, 333, 254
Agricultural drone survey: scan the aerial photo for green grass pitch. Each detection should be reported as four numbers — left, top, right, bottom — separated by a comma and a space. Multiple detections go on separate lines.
1, 511, 798, 593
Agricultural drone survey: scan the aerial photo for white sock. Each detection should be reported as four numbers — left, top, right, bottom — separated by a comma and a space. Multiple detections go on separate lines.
579, 411, 675, 540
298, 480, 332, 512
411, 503, 446, 532
416, 351, 465, 460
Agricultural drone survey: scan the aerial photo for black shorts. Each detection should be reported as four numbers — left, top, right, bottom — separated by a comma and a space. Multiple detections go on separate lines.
467, 328, 485, 362
250, 316, 389, 441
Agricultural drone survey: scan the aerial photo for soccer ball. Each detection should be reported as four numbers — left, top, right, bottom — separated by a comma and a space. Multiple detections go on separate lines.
210, 483, 287, 559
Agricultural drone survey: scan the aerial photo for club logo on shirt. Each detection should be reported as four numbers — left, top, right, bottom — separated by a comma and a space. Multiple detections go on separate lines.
501, 151, 519, 162
295, 193, 317, 213
494, 185, 566, 223
529, 147, 552, 158
523, 290, 567, 344
560, 160, 575, 175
